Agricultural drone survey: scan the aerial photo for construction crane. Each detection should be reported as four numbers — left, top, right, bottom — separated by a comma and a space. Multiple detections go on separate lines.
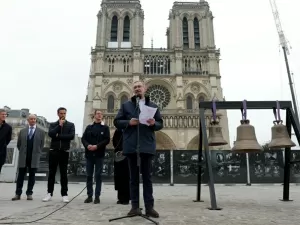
269, 0, 300, 125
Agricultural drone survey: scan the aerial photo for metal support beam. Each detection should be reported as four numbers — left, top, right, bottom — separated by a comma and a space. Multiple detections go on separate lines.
199, 108, 221, 210
199, 101, 292, 110
281, 109, 293, 201
289, 108, 300, 145
194, 113, 204, 203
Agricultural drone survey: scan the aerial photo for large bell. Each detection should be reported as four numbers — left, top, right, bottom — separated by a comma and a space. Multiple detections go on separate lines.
208, 121, 228, 146
268, 121, 296, 148
232, 120, 263, 153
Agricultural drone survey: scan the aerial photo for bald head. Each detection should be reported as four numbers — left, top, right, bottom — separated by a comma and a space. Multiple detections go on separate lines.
27, 114, 37, 126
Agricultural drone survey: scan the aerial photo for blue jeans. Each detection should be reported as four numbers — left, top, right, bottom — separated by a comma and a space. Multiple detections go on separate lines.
127, 153, 154, 210
86, 157, 103, 197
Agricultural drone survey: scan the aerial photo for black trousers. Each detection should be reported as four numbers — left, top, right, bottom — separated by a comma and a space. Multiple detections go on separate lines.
0, 156, 5, 173
47, 150, 69, 196
114, 158, 130, 203
15, 167, 37, 196
127, 153, 154, 210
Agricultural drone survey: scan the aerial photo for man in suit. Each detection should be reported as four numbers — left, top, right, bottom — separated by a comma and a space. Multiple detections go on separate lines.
43, 107, 75, 203
0, 109, 12, 174
12, 114, 45, 200
81, 110, 110, 204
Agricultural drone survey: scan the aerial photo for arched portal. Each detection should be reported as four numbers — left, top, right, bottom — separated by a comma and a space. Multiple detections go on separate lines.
155, 131, 177, 150
187, 135, 201, 150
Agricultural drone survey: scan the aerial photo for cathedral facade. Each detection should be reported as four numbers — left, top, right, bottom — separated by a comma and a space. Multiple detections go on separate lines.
82, 0, 231, 150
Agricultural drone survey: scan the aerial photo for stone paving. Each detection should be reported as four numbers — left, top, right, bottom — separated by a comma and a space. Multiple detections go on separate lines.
0, 181, 299, 224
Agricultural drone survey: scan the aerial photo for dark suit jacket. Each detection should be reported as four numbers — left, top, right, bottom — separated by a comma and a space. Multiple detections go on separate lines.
0, 121, 12, 166
17, 126, 45, 168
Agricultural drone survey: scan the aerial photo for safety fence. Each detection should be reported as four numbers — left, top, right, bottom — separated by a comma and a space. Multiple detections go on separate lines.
30, 148, 300, 185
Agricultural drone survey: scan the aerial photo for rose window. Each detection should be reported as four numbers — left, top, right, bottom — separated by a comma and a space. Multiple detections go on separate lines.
146, 85, 171, 109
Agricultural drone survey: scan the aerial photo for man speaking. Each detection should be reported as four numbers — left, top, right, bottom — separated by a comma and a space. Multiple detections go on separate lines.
114, 81, 163, 218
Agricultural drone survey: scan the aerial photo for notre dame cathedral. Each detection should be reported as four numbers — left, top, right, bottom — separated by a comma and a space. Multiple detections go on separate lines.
82, 0, 231, 150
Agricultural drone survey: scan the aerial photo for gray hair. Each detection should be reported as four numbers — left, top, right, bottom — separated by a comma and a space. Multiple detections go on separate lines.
0, 109, 7, 114
27, 114, 37, 119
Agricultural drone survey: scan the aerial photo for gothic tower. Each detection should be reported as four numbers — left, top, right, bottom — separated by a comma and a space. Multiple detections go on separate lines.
83, 0, 144, 132
82, 0, 231, 150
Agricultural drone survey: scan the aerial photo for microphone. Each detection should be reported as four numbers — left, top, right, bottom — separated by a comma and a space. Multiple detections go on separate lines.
135, 95, 141, 107
135, 94, 141, 102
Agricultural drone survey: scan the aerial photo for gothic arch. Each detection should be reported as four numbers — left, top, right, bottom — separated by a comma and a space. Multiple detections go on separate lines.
120, 10, 134, 20
183, 81, 211, 99
117, 91, 130, 99
184, 92, 196, 99
155, 131, 177, 150
105, 91, 117, 99
103, 81, 132, 96
185, 93, 195, 110
108, 11, 121, 20
107, 94, 115, 111
145, 78, 177, 98
192, 13, 202, 21
179, 13, 191, 21
197, 93, 208, 101
187, 135, 200, 150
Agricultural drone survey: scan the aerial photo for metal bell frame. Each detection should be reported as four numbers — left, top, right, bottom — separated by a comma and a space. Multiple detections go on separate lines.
195, 100, 300, 211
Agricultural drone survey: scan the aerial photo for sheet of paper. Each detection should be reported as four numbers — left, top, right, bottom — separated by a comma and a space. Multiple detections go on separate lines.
139, 105, 157, 126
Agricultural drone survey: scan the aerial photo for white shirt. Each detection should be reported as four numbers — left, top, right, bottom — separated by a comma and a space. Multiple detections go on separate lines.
139, 98, 145, 111
28, 125, 36, 134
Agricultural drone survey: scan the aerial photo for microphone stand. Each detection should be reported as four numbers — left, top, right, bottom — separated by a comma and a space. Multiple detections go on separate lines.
109, 96, 159, 225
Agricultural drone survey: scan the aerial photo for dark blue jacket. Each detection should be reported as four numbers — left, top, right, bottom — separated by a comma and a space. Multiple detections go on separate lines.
0, 121, 12, 166
113, 95, 163, 155
81, 122, 110, 158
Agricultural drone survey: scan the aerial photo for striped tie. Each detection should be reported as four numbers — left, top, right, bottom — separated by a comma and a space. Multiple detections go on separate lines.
28, 127, 34, 139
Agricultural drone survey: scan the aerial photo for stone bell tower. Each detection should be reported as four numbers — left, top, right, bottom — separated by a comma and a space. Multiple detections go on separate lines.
82, 0, 145, 133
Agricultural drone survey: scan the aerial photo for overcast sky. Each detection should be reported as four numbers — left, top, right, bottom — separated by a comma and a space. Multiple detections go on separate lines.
0, 0, 299, 148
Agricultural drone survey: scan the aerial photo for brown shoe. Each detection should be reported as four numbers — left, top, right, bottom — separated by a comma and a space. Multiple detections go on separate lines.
11, 195, 21, 201
127, 208, 142, 216
146, 208, 159, 218
27, 195, 33, 200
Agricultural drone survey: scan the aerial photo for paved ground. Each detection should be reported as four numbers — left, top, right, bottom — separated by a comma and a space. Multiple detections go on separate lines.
0, 181, 299, 225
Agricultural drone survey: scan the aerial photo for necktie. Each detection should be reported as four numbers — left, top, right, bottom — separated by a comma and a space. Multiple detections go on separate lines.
28, 127, 34, 139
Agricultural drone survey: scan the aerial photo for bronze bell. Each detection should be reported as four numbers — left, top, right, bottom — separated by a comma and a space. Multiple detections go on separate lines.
232, 120, 263, 153
208, 121, 228, 146
268, 121, 296, 148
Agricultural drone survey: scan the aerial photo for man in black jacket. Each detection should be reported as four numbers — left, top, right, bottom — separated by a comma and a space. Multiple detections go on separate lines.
0, 109, 12, 174
81, 110, 110, 204
42, 107, 75, 203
